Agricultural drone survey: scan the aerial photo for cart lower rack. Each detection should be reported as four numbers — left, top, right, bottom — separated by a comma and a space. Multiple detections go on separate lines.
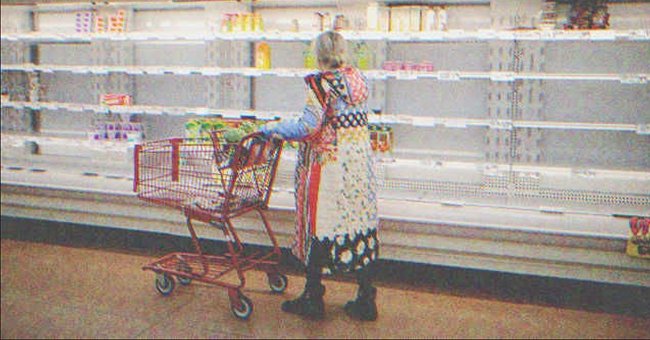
134, 131, 285, 320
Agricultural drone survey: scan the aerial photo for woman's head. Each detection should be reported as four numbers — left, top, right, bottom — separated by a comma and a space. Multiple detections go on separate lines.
314, 30, 347, 70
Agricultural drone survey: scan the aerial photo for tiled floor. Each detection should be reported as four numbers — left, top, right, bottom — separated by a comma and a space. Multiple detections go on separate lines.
1, 238, 649, 339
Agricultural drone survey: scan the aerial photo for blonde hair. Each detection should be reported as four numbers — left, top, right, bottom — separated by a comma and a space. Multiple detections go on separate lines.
314, 30, 347, 70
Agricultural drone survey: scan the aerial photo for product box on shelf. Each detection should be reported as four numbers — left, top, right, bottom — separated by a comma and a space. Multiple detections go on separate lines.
108, 10, 127, 33
387, 5, 448, 32
75, 11, 94, 33
94, 9, 127, 33
382, 60, 434, 72
100, 94, 132, 106
369, 123, 393, 153
89, 113, 143, 144
565, 0, 609, 30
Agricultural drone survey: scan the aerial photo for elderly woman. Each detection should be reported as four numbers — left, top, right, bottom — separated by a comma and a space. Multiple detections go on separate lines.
260, 30, 379, 321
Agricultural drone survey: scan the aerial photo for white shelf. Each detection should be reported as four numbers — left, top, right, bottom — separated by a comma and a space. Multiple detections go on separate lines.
0, 100, 288, 120
2, 29, 648, 43
3, 63, 647, 84
3, 100, 646, 134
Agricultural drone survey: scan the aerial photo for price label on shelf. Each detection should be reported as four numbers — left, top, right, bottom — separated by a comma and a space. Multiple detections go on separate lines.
627, 30, 649, 41
411, 116, 436, 127
539, 30, 555, 40
438, 71, 461, 81
477, 29, 496, 40
636, 124, 650, 135
71, 66, 89, 74
620, 74, 648, 84
589, 31, 615, 41
490, 72, 515, 82
174, 68, 195, 75
443, 119, 468, 129
40, 103, 59, 111
489, 120, 512, 130
395, 72, 418, 80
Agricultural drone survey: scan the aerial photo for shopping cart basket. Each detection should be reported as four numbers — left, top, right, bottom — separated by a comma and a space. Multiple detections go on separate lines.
134, 131, 286, 320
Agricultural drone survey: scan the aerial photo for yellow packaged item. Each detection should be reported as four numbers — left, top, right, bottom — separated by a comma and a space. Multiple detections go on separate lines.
255, 42, 271, 69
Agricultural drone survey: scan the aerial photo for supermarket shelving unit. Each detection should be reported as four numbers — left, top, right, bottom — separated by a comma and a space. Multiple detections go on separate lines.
2, 0, 649, 286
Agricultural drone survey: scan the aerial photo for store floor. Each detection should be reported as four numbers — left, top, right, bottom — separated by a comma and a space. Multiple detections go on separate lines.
2, 238, 649, 339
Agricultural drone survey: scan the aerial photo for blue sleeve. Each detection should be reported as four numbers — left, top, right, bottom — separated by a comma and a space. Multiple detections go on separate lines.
260, 104, 321, 140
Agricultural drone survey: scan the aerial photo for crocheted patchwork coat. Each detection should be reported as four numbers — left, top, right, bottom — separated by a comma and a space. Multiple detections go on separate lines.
261, 66, 379, 274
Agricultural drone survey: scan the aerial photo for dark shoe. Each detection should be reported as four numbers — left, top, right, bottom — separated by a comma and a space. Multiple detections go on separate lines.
281, 284, 325, 320
344, 287, 377, 321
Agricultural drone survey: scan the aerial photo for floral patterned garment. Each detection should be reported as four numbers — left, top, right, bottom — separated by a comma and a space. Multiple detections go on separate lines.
261, 66, 379, 274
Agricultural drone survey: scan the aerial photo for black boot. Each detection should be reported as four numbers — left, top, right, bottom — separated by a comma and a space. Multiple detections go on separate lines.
345, 266, 377, 321
281, 283, 325, 320
344, 286, 377, 321
282, 240, 327, 319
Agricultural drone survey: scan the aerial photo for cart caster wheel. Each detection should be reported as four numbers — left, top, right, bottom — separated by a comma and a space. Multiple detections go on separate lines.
230, 292, 253, 320
176, 261, 192, 286
155, 273, 175, 296
267, 273, 288, 293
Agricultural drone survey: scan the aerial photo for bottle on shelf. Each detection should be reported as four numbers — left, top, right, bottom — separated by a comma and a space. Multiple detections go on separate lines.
355, 42, 372, 70
423, 7, 437, 31
253, 13, 264, 32
437, 6, 448, 31
367, 2, 379, 31
255, 42, 271, 70
303, 43, 317, 69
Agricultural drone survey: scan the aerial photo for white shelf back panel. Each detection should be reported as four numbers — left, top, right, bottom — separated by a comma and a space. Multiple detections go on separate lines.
388, 42, 490, 71
544, 41, 650, 74
392, 125, 486, 162
40, 73, 95, 104
542, 80, 650, 125
39, 44, 94, 65
386, 79, 488, 119
41, 110, 90, 133
135, 74, 207, 107
0, 6, 32, 33
541, 129, 650, 172
133, 9, 206, 32
609, 3, 650, 30
37, 12, 82, 34
134, 43, 205, 66
254, 77, 305, 112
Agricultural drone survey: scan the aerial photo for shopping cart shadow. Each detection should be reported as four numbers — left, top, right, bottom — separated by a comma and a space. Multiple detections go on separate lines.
134, 131, 286, 320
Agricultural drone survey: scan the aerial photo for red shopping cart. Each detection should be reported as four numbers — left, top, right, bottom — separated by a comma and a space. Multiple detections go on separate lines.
134, 130, 286, 320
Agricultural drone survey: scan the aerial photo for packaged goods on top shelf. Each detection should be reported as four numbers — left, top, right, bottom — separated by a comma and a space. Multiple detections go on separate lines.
94, 9, 127, 33
75, 11, 94, 33
220, 12, 264, 33
565, 0, 610, 30
538, 1, 557, 30
367, 2, 447, 32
